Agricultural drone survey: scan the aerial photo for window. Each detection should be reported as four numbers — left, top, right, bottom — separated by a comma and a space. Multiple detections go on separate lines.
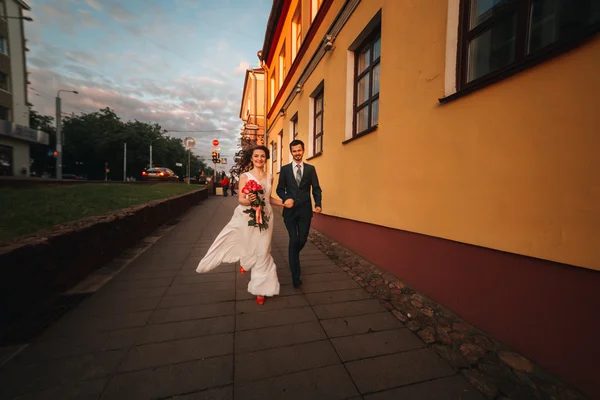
0, 144, 13, 176
292, 4, 303, 62
0, 37, 7, 55
291, 113, 299, 140
278, 131, 283, 171
0, 72, 8, 92
269, 75, 275, 107
311, 0, 323, 22
278, 42, 286, 89
0, 105, 8, 120
313, 88, 324, 155
354, 30, 380, 136
458, 0, 600, 88
271, 140, 277, 173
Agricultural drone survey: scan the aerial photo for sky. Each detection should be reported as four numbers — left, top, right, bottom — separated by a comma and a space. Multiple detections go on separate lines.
24, 0, 272, 171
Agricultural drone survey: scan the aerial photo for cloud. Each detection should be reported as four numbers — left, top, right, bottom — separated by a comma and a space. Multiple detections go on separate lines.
234, 61, 250, 75
84, 0, 102, 11
28, 66, 242, 160
22, 0, 273, 164
64, 50, 99, 67
108, 4, 134, 22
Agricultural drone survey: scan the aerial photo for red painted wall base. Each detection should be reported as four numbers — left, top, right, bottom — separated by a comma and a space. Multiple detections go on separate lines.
312, 213, 599, 399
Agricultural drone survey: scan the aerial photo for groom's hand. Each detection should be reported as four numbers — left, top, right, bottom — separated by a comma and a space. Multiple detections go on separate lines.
314, 206, 322, 213
284, 199, 294, 208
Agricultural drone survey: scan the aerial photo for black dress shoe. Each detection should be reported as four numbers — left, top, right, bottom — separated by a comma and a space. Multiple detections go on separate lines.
293, 280, 303, 288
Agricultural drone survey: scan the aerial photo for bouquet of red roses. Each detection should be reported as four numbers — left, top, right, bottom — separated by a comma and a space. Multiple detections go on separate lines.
242, 179, 269, 231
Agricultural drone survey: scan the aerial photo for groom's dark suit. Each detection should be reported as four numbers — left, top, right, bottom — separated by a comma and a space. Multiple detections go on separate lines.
276, 162, 322, 286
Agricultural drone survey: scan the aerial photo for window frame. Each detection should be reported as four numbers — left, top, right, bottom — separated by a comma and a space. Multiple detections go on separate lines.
455, 0, 600, 93
313, 87, 324, 156
353, 28, 381, 137
271, 140, 277, 173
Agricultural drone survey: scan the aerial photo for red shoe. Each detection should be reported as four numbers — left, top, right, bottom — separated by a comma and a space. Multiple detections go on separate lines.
240, 266, 246, 274
256, 296, 265, 305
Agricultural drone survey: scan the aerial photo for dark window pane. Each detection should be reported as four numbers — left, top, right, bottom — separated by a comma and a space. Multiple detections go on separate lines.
356, 106, 369, 133
529, 0, 600, 54
357, 74, 370, 105
0, 145, 13, 176
371, 99, 379, 126
315, 135, 322, 154
357, 48, 370, 73
315, 114, 322, 134
315, 94, 323, 113
373, 37, 381, 60
467, 13, 517, 82
470, 0, 510, 28
373, 63, 380, 94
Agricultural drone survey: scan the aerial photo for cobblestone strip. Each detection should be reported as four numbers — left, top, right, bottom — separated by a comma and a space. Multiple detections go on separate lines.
307, 228, 587, 400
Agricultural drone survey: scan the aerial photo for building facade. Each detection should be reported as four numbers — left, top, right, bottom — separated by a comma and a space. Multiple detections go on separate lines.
258, 0, 600, 397
0, 0, 47, 177
239, 67, 266, 147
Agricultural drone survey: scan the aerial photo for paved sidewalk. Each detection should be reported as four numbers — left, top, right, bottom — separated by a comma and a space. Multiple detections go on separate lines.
0, 197, 486, 399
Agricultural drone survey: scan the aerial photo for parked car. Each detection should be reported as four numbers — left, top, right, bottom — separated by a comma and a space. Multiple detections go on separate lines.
141, 167, 178, 181
62, 173, 86, 180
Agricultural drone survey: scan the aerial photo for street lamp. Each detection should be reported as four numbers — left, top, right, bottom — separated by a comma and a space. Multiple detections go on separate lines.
55, 89, 78, 179
4, 16, 33, 21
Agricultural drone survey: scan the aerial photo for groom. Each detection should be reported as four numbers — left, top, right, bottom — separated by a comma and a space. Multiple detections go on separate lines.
276, 139, 322, 288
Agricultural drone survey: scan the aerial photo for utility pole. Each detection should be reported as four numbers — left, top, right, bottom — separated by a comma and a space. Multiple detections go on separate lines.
55, 96, 62, 179
123, 142, 127, 181
187, 149, 191, 185
149, 144, 153, 168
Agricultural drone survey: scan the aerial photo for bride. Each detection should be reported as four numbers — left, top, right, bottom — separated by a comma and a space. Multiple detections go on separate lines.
196, 145, 294, 305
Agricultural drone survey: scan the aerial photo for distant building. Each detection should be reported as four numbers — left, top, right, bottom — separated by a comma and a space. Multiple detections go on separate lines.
0, 0, 48, 177
239, 67, 266, 148
257, 0, 600, 398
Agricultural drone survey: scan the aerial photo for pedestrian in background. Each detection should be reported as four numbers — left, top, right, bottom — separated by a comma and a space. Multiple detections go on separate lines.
221, 175, 230, 197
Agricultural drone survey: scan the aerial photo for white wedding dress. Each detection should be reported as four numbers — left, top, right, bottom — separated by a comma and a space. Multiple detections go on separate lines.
196, 171, 280, 296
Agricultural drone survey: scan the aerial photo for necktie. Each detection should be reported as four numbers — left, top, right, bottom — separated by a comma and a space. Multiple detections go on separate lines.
295, 164, 302, 186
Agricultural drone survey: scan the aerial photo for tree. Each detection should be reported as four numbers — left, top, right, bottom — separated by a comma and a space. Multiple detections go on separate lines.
28, 105, 210, 181
28, 104, 56, 176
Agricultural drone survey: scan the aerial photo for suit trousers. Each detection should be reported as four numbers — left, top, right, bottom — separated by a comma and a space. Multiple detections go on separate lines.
283, 207, 312, 284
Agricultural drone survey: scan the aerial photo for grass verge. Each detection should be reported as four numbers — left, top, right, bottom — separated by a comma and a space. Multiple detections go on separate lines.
0, 183, 201, 243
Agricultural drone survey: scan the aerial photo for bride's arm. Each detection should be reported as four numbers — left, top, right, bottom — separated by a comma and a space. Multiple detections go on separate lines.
269, 176, 285, 206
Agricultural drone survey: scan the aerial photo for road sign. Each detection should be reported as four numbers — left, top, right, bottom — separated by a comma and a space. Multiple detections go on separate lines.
175, 162, 183, 167
212, 139, 219, 146
184, 137, 196, 149
220, 158, 227, 165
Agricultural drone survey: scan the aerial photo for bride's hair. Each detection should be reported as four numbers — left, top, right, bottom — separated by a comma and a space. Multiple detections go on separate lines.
242, 145, 270, 170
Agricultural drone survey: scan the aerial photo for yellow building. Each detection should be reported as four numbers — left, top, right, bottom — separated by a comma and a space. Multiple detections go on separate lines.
239, 67, 266, 147
256, 0, 600, 397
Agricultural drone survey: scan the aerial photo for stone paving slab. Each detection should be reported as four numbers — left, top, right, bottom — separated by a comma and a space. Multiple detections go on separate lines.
0, 197, 488, 399
234, 364, 359, 400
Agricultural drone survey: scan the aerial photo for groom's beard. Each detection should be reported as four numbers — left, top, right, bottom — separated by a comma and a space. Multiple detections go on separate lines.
293, 155, 303, 161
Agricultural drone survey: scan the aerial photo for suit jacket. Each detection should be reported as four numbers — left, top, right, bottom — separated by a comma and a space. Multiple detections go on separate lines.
276, 162, 322, 216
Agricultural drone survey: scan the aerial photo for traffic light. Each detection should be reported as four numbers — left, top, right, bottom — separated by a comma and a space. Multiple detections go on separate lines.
211, 151, 218, 163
